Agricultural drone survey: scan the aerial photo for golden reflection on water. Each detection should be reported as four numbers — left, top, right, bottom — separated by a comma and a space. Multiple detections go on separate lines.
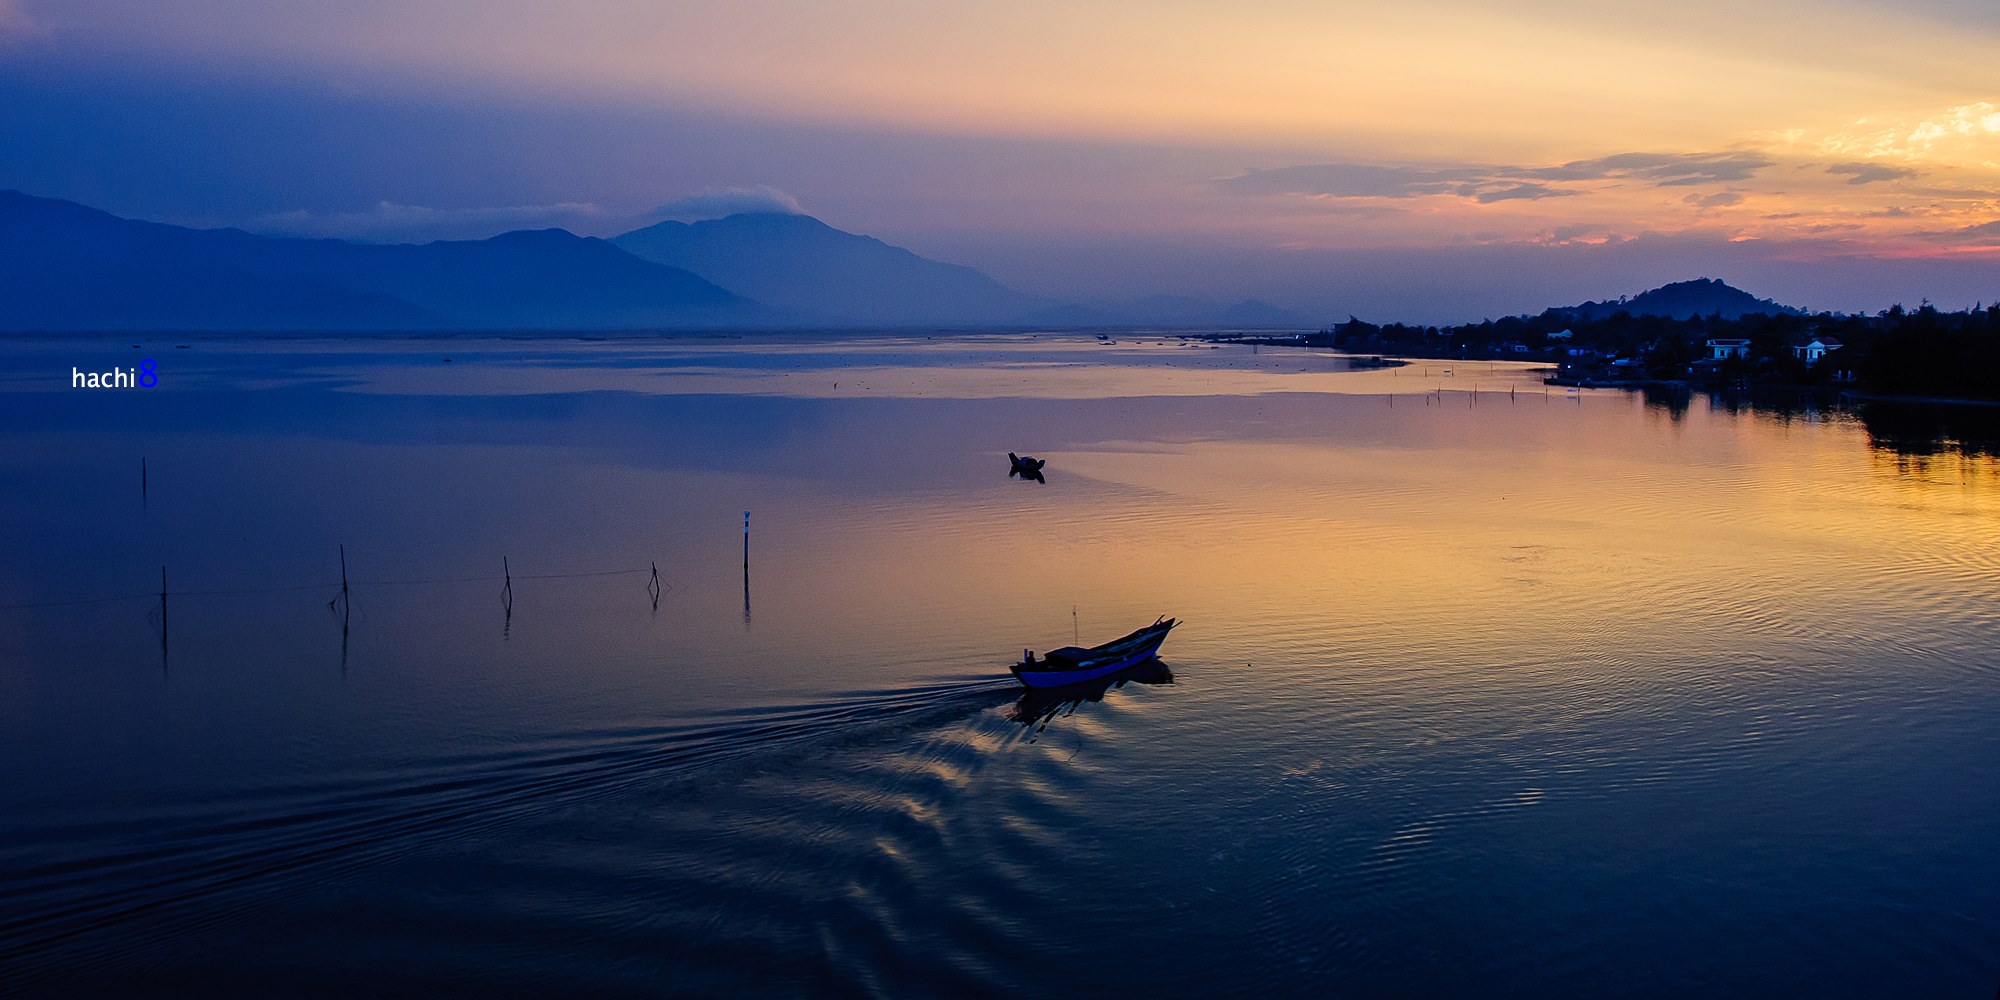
746, 376, 2000, 705
3, 336, 1997, 995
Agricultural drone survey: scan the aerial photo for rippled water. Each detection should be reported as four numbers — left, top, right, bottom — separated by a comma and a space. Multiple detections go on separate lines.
1, 335, 1996, 996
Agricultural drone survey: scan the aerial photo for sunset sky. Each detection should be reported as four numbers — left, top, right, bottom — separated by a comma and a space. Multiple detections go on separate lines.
2, 0, 1996, 320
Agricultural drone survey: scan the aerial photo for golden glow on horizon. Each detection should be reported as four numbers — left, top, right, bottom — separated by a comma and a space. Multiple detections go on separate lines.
22, 0, 2000, 256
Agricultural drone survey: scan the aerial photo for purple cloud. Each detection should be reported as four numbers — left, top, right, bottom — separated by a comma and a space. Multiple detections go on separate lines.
1826, 162, 1921, 185
1511, 151, 1773, 186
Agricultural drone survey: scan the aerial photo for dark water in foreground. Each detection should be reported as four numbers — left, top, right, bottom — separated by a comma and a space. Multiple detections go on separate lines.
1, 336, 1996, 997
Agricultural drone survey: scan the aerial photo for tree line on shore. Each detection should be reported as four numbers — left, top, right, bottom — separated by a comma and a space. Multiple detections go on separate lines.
1324, 303, 2000, 400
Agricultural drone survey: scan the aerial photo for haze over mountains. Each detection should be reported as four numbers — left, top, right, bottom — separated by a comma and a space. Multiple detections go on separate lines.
614, 212, 1041, 326
2, 190, 1806, 333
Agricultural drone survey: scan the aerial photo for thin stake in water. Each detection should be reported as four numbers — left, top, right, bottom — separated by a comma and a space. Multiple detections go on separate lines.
339, 546, 351, 663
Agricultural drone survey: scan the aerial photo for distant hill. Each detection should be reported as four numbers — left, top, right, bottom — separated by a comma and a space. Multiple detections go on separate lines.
1552, 278, 1799, 322
614, 212, 1045, 327
0, 190, 758, 330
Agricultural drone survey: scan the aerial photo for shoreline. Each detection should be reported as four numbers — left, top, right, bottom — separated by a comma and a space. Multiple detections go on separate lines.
1836, 390, 2000, 409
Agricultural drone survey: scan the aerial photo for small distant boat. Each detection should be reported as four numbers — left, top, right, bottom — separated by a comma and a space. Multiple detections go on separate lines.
1013, 617, 1178, 688
1008, 452, 1046, 475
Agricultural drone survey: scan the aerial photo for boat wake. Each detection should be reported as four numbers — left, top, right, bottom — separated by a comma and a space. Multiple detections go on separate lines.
1010, 659, 1175, 737
0, 673, 1034, 982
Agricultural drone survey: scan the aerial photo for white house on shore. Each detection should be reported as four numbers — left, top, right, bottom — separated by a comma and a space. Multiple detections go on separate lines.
1791, 336, 1844, 365
1706, 338, 1752, 359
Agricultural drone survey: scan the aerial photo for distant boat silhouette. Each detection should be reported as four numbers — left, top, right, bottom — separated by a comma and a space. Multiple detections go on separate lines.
1008, 452, 1047, 483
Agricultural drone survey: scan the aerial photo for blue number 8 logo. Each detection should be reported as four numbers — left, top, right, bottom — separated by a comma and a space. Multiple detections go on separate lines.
139, 359, 158, 388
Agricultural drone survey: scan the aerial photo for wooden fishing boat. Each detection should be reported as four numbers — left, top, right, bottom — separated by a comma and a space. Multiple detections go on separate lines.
1012, 617, 1177, 688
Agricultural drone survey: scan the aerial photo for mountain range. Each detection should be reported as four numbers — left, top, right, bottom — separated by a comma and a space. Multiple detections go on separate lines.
0, 191, 755, 331
1, 191, 1804, 332
1, 190, 1311, 332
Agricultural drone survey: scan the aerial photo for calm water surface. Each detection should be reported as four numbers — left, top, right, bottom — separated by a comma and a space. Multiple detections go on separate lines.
1, 335, 1996, 996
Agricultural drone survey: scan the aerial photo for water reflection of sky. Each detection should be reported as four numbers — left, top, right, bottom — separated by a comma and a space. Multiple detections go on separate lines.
1, 334, 1996, 996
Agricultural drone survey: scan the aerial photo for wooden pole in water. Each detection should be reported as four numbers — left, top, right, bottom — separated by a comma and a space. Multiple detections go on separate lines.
338, 548, 350, 664
501, 556, 513, 637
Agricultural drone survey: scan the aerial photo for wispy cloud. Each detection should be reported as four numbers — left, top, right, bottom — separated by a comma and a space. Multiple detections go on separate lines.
1532, 223, 1632, 246
1218, 163, 1488, 199
1813, 101, 2000, 161
652, 186, 802, 222
1827, 162, 1921, 185
1475, 183, 1573, 203
1917, 219, 2000, 246
1684, 191, 1745, 208
1223, 149, 1772, 204
1908, 101, 2000, 146
1219, 162, 1575, 203
252, 200, 607, 242
1510, 151, 1773, 186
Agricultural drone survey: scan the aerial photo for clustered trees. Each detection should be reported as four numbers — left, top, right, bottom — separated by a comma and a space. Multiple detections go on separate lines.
1324, 303, 2000, 400
1858, 304, 2000, 400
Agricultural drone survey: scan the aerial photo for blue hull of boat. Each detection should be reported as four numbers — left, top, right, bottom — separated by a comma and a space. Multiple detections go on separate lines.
1011, 624, 1173, 688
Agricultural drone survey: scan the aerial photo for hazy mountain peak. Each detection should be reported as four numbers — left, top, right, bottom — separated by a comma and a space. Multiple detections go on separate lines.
481, 227, 584, 244
614, 212, 1041, 326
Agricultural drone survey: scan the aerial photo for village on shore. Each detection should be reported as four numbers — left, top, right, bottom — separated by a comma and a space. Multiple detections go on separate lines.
1216, 279, 2000, 404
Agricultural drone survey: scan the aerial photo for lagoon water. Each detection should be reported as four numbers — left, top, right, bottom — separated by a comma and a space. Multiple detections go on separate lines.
1, 335, 1996, 996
